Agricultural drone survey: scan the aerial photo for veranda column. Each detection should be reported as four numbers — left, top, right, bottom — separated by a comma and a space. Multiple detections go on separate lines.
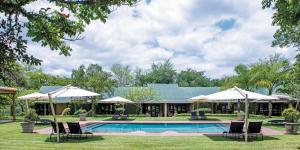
164, 103, 167, 117
237, 100, 241, 113
244, 94, 249, 142
268, 100, 272, 118
12, 93, 16, 121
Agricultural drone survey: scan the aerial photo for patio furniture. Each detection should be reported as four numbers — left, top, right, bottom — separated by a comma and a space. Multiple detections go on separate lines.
67, 122, 93, 139
223, 121, 244, 139
35, 116, 52, 125
247, 121, 263, 140
121, 111, 129, 120
268, 119, 285, 125
198, 111, 207, 120
112, 112, 121, 120
50, 122, 68, 141
191, 111, 198, 120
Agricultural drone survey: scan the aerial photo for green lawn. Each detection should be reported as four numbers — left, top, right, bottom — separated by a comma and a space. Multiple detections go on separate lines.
0, 114, 299, 149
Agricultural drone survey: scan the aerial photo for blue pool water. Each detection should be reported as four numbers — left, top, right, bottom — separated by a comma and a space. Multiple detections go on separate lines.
83, 123, 229, 133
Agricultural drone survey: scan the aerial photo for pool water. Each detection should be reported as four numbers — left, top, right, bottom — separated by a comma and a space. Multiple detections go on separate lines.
83, 123, 229, 133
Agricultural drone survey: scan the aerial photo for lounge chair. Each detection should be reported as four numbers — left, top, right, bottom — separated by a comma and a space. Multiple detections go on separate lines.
191, 111, 198, 120
67, 122, 93, 139
112, 112, 120, 120
247, 121, 263, 140
50, 122, 68, 141
35, 116, 52, 125
121, 111, 129, 120
223, 121, 244, 139
198, 111, 207, 120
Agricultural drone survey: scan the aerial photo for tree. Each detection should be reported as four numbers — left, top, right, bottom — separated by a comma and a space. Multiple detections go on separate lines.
262, 0, 300, 50
177, 69, 211, 87
71, 65, 86, 88
111, 64, 134, 86
252, 54, 291, 95
25, 70, 70, 90
0, 62, 26, 87
0, 0, 137, 82
85, 64, 117, 116
123, 87, 157, 114
146, 60, 177, 84
133, 68, 148, 86
221, 64, 254, 90
252, 54, 291, 117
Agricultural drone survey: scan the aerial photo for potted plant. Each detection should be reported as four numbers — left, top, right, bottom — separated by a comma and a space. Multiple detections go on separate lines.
282, 107, 300, 134
20, 109, 38, 133
74, 108, 87, 121
235, 111, 245, 121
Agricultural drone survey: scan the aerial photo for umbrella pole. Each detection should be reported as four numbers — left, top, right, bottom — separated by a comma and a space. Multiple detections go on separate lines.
244, 94, 249, 142
26, 100, 29, 110
48, 94, 59, 142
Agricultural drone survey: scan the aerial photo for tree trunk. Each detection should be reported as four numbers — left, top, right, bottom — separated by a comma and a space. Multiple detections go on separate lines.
237, 100, 241, 113
295, 100, 299, 110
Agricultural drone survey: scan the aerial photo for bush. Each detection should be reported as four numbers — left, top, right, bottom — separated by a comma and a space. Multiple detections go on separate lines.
74, 108, 87, 115
282, 106, 300, 123
24, 109, 38, 122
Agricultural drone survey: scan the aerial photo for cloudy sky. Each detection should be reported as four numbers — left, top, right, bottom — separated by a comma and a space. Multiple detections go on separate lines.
28, 0, 295, 79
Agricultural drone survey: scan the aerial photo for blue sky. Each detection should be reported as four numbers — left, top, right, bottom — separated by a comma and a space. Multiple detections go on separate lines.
27, 0, 295, 78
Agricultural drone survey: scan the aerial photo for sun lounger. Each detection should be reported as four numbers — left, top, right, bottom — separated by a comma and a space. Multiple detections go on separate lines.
191, 111, 198, 120
112, 112, 121, 120
50, 122, 68, 141
121, 112, 129, 120
223, 121, 244, 139
67, 122, 93, 139
199, 111, 207, 120
247, 121, 263, 140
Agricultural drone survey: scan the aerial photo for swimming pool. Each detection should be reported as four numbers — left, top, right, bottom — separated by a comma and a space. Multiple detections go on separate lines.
83, 123, 229, 133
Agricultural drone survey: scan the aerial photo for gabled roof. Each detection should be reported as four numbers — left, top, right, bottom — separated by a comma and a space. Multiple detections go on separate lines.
113, 84, 220, 103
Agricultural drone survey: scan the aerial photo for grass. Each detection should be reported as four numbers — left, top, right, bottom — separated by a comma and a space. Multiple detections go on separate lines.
0, 114, 299, 150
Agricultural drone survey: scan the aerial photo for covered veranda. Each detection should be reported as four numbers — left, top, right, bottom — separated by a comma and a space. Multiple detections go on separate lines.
0, 87, 17, 121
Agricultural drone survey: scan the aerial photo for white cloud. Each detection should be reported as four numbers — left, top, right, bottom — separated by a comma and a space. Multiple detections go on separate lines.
27, 0, 296, 78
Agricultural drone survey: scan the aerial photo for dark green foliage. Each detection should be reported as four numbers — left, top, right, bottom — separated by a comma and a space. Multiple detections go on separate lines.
145, 60, 177, 84
24, 108, 39, 122
0, 0, 137, 83
177, 69, 211, 87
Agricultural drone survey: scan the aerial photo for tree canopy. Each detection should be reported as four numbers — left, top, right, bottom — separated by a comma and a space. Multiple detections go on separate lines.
0, 0, 137, 82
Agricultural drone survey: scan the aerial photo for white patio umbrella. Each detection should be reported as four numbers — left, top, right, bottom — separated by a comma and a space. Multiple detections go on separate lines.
202, 86, 277, 142
99, 96, 133, 103
189, 95, 208, 110
47, 85, 100, 142
18, 92, 48, 109
99, 96, 133, 114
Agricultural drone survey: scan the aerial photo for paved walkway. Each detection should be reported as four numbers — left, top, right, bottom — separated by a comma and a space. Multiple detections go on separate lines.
35, 120, 285, 136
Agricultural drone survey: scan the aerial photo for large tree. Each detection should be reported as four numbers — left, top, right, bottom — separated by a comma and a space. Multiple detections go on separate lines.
221, 64, 254, 90
123, 87, 157, 114
262, 0, 300, 50
111, 64, 134, 86
177, 69, 211, 87
85, 64, 117, 115
71, 65, 86, 88
0, 0, 137, 82
146, 60, 177, 84
252, 54, 291, 117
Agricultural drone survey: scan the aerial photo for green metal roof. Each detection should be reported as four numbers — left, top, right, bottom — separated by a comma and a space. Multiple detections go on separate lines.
113, 84, 220, 103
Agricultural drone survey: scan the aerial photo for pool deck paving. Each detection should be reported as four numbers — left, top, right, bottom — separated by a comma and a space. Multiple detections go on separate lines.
35, 120, 285, 136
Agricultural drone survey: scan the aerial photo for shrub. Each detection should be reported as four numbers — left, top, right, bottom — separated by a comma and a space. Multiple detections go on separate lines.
24, 109, 39, 122
74, 108, 87, 115
282, 106, 300, 123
